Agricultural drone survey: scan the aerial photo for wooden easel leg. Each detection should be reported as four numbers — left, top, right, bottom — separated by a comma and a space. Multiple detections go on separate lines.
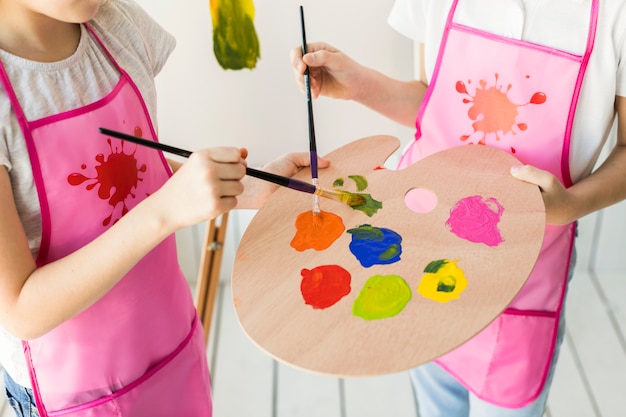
195, 212, 229, 343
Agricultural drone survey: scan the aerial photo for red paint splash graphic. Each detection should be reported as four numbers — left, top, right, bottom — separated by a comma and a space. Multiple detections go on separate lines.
456, 73, 546, 152
300, 265, 352, 309
67, 127, 147, 226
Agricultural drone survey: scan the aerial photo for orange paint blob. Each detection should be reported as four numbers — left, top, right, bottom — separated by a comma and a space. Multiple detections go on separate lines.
290, 210, 345, 251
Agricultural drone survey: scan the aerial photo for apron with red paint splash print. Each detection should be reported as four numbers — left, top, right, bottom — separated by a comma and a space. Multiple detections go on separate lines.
397, 0, 597, 408
0, 25, 212, 416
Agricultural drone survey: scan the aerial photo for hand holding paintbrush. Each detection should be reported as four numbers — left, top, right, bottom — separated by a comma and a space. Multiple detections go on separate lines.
98, 128, 366, 209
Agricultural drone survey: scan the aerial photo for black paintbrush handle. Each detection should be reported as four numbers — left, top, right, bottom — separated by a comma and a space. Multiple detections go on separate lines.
98, 127, 317, 195
300, 5, 318, 179
98, 128, 192, 158
245, 167, 316, 194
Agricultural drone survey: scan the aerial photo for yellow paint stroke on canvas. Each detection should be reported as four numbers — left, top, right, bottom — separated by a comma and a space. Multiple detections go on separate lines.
209, 0, 261, 70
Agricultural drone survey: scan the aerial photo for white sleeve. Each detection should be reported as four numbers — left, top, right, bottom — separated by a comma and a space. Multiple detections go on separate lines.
387, 0, 426, 42
616, 25, 626, 97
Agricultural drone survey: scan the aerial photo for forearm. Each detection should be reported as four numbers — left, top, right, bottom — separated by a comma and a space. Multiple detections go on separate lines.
354, 67, 426, 128
565, 143, 626, 222
565, 96, 626, 222
7, 195, 175, 339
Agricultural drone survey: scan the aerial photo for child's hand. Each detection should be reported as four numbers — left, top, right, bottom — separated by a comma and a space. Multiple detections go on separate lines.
510, 165, 574, 225
290, 42, 365, 101
152, 147, 246, 229
237, 152, 331, 210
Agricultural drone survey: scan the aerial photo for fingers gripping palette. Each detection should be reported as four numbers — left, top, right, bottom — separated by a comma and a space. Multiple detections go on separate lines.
232, 135, 545, 377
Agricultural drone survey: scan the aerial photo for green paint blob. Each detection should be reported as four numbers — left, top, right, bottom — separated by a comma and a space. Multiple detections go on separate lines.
436, 276, 457, 293
349, 193, 383, 217
212, 1, 261, 70
424, 259, 448, 273
353, 274, 412, 320
346, 224, 384, 240
379, 245, 401, 261
333, 178, 345, 188
331, 174, 380, 216
348, 175, 368, 192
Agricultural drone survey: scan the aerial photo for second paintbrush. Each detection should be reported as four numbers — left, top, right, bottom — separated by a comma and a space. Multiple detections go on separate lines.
98, 128, 366, 208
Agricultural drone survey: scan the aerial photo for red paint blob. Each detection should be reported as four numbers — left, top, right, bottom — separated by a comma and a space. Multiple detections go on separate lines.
300, 265, 352, 309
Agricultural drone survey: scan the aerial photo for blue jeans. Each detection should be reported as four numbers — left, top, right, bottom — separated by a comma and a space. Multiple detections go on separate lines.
410, 359, 556, 417
410, 247, 576, 417
3, 371, 39, 417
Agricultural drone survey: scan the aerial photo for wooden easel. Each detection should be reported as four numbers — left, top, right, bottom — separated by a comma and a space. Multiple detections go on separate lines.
194, 212, 229, 342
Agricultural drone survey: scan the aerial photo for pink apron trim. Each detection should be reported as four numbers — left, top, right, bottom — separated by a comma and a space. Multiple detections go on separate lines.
29, 79, 126, 130
561, 2, 598, 186
0, 62, 54, 261
409, 0, 461, 144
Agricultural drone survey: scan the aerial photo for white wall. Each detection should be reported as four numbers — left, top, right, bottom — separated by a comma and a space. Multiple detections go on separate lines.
134, 0, 415, 166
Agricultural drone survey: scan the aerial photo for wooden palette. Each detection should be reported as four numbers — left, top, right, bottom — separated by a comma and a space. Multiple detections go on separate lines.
232, 135, 545, 377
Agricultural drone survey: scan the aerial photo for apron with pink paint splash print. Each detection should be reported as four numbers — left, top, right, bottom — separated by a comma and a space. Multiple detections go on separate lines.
0, 25, 212, 416
397, 0, 597, 408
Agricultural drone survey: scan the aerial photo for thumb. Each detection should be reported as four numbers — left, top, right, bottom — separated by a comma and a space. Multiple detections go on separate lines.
510, 165, 549, 189
303, 51, 324, 68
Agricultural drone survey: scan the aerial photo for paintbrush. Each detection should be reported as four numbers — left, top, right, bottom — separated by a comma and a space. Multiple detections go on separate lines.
299, 5, 321, 215
98, 128, 366, 208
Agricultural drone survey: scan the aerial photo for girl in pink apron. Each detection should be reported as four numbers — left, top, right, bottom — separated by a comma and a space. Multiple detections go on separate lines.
0, 19, 214, 417
291, 0, 626, 415
0, 1, 244, 416
394, 0, 593, 414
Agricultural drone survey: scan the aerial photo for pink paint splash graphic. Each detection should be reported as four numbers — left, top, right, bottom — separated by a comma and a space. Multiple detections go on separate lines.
456, 73, 546, 153
445, 196, 504, 247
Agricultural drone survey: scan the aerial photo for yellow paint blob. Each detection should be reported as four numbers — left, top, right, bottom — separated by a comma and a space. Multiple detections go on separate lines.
417, 259, 468, 303
290, 210, 345, 251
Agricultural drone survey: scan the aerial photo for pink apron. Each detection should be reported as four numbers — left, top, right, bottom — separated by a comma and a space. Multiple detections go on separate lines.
397, 0, 597, 408
0, 25, 212, 416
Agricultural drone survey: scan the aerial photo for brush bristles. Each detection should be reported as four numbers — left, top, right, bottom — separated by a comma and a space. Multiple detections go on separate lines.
317, 188, 367, 208
342, 193, 367, 207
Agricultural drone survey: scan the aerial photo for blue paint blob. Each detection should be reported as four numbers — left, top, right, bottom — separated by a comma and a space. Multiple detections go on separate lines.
347, 224, 403, 267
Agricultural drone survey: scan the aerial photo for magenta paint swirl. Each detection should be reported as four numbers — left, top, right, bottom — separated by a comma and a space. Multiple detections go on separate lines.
445, 195, 504, 247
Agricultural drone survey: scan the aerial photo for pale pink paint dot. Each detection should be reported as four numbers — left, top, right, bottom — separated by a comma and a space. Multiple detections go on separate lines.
404, 188, 438, 214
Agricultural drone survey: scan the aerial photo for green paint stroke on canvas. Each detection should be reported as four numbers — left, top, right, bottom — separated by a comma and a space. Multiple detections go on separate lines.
210, 0, 260, 70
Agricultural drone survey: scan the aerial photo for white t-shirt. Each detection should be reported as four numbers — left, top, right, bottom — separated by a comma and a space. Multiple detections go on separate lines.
388, 0, 626, 182
0, 0, 175, 388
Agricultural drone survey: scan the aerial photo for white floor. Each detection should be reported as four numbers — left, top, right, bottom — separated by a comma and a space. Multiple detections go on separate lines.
2, 201, 626, 417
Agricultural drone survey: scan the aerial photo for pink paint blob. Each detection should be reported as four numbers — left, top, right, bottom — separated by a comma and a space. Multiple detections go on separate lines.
445, 195, 504, 247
